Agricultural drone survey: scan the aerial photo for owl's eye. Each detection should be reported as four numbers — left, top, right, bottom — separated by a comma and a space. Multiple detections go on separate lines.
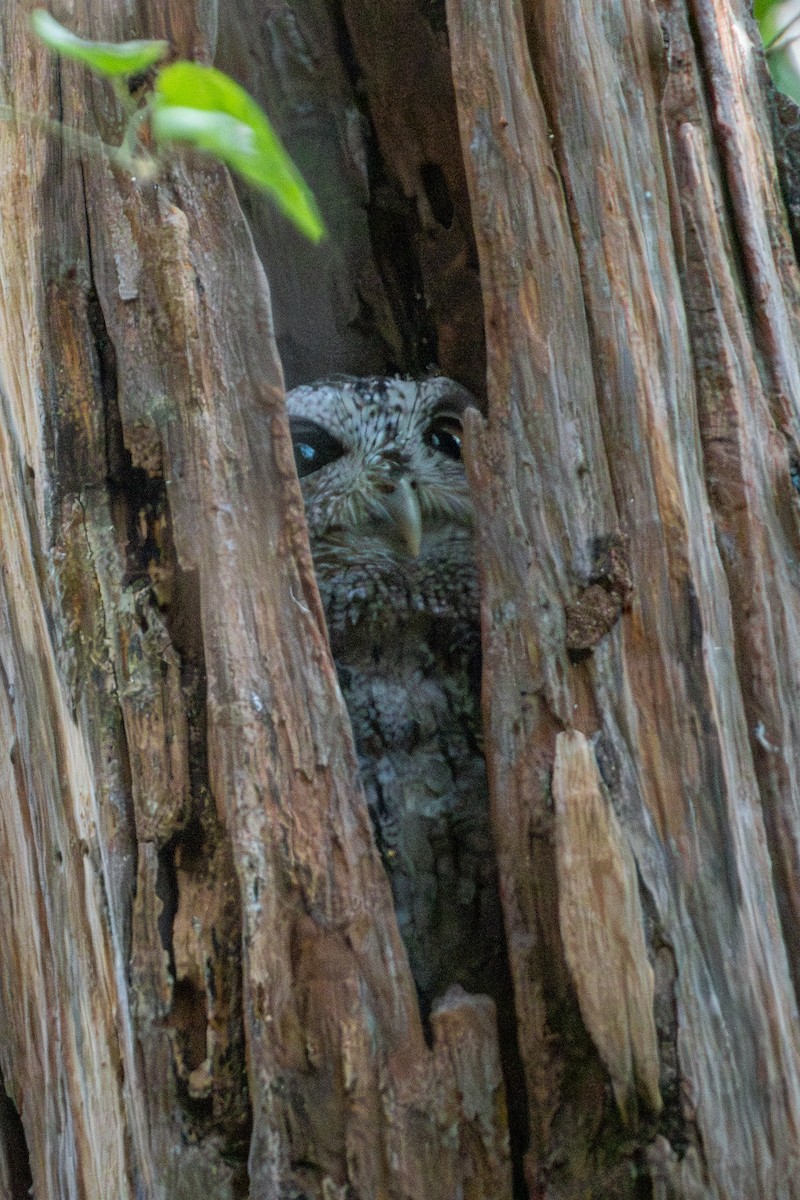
289, 418, 345, 478
424, 414, 463, 461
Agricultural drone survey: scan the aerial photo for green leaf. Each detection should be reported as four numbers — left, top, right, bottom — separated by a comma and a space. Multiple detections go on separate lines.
769, 47, 800, 106
31, 10, 168, 78
153, 62, 324, 242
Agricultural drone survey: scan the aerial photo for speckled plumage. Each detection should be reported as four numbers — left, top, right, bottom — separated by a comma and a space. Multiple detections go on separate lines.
287, 375, 503, 1010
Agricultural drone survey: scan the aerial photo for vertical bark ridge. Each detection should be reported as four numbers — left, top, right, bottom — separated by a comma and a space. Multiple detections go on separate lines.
451, 0, 800, 1194
42, 4, 513, 1195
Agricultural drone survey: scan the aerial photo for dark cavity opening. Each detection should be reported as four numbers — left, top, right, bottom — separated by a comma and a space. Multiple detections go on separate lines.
0, 1073, 33, 1200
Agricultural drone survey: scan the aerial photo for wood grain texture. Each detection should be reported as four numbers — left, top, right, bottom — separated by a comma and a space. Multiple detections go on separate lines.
447, 0, 643, 1189
214, 0, 392, 386
663, 0, 800, 1001
0, 1, 511, 1196
450, 0, 800, 1194
0, 10, 147, 1198
339, 0, 486, 396
553, 730, 660, 1122
2, 0, 800, 1195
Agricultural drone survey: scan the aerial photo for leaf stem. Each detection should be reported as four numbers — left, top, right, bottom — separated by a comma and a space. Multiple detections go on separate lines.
0, 102, 141, 172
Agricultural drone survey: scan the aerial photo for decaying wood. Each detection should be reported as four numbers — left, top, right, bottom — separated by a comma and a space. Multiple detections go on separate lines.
553, 730, 660, 1122
337, 0, 486, 396
2, 0, 800, 1196
214, 0, 391, 386
2, 1, 510, 1197
451, 0, 800, 1194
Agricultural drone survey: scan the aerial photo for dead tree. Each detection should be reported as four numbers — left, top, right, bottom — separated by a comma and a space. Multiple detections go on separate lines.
1, 0, 800, 1197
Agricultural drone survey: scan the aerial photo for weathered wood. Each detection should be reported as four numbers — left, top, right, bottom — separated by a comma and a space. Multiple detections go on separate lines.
214, 0, 391, 386
664, 0, 800, 997
450, 0, 800, 1194
1, 1, 511, 1197
553, 730, 660, 1123
339, 0, 486, 396
0, 11, 146, 1197
2, 0, 800, 1196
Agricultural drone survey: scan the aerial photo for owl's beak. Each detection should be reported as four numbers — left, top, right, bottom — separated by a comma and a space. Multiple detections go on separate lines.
381, 475, 422, 558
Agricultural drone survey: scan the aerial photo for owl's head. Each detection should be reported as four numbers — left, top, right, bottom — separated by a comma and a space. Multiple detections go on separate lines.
286, 375, 475, 560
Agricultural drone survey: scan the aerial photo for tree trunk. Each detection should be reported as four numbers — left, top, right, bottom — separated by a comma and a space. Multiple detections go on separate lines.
1, 0, 799, 1197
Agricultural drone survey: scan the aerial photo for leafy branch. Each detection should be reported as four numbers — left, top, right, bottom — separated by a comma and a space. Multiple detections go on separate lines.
29, 10, 324, 242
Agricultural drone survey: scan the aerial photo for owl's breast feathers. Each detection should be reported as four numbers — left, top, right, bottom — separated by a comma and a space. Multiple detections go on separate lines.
326, 537, 493, 1006
312, 523, 480, 668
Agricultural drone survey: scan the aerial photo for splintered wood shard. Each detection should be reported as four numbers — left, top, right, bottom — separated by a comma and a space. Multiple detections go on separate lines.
553, 730, 661, 1122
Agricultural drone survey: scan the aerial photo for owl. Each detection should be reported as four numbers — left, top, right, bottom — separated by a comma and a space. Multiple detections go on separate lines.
286, 375, 505, 1014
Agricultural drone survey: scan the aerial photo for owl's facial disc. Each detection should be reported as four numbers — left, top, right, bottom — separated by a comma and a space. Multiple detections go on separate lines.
286, 377, 474, 565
